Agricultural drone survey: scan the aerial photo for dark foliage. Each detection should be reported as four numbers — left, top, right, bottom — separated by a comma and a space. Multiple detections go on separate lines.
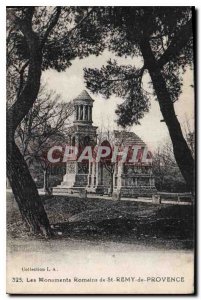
84, 7, 193, 127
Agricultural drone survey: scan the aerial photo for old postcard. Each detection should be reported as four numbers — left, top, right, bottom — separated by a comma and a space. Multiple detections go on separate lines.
6, 6, 195, 294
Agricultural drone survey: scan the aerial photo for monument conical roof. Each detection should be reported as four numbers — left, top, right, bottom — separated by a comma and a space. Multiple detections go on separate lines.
74, 90, 94, 102
113, 130, 146, 146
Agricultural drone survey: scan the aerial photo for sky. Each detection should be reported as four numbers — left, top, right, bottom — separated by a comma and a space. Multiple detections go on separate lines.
42, 50, 194, 152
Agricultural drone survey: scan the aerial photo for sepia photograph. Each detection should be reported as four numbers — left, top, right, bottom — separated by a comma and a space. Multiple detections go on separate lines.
6, 5, 196, 295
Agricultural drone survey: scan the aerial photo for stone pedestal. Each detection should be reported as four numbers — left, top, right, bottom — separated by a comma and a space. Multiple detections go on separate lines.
86, 162, 107, 194
112, 191, 121, 201
152, 194, 161, 204
113, 163, 157, 197
61, 161, 88, 187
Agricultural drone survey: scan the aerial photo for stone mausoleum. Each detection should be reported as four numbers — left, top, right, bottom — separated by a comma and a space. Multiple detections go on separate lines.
53, 90, 156, 197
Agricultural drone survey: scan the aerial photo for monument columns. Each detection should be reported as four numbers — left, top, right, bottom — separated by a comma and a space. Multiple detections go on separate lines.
88, 106, 90, 121
83, 105, 86, 120
95, 162, 99, 187
113, 163, 117, 189
90, 106, 92, 121
89, 161, 95, 188
87, 162, 92, 187
117, 162, 123, 189
78, 106, 81, 120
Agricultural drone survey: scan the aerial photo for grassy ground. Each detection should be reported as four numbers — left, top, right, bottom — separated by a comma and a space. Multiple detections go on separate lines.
7, 192, 194, 250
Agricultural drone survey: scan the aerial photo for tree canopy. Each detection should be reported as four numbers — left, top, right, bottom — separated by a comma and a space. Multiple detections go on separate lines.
84, 7, 193, 127
6, 7, 195, 237
83, 7, 194, 191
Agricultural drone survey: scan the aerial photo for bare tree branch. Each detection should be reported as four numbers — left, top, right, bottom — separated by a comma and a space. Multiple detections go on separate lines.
40, 7, 61, 49
157, 18, 193, 68
67, 8, 95, 36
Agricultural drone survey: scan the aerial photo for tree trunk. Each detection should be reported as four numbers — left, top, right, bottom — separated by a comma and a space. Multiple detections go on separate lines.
110, 172, 114, 195
43, 169, 49, 193
140, 38, 195, 192
6, 7, 61, 237
7, 139, 52, 237
43, 170, 47, 192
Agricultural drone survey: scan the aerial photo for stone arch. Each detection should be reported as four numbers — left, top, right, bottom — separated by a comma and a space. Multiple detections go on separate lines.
100, 140, 112, 162
83, 135, 90, 147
